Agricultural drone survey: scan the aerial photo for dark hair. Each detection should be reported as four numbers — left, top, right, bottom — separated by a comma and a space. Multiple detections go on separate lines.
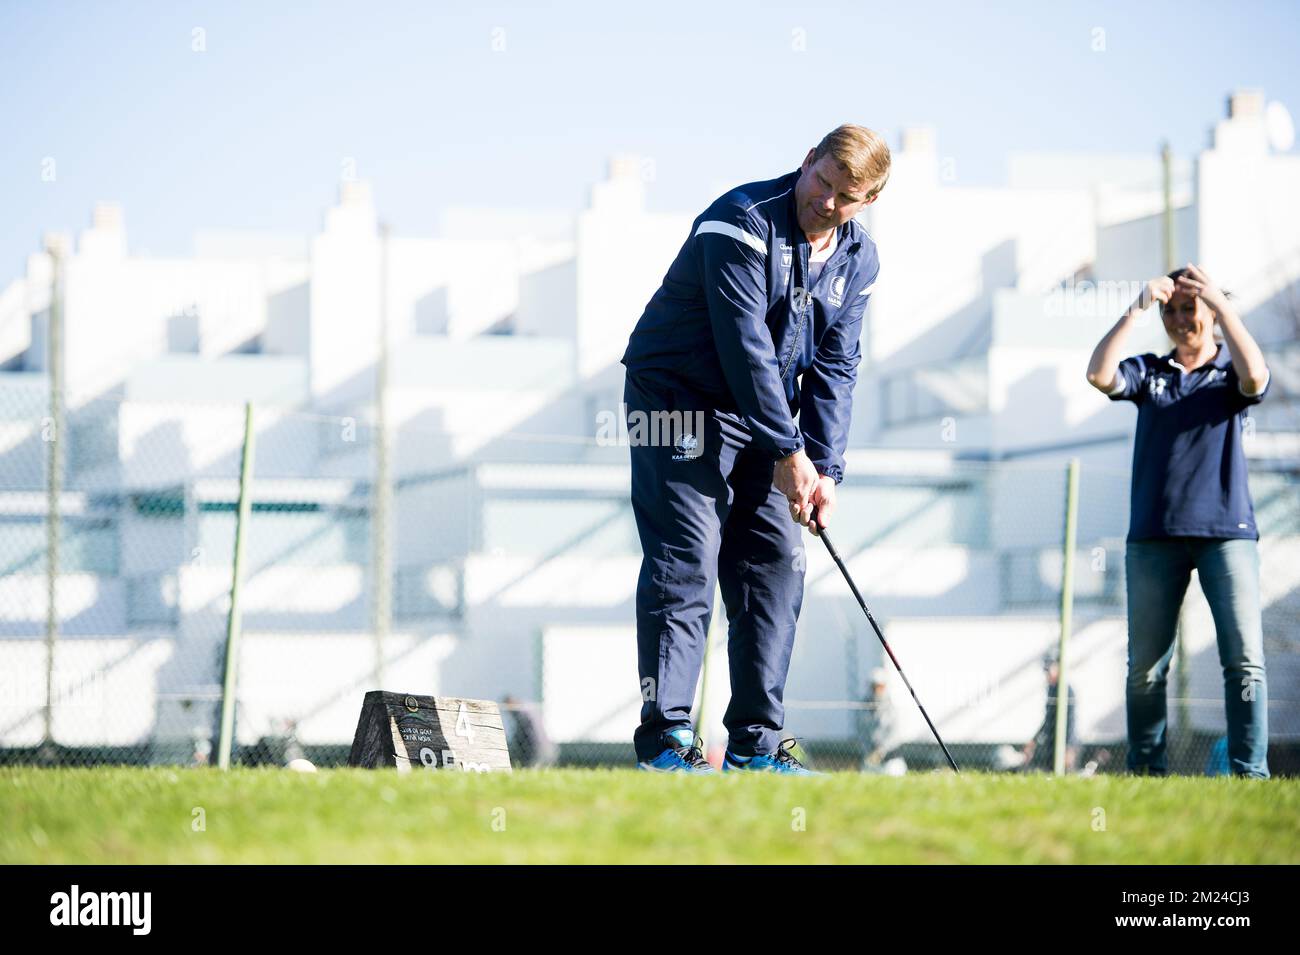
1163, 267, 1232, 306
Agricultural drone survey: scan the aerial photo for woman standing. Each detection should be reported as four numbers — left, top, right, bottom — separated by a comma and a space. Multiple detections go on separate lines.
1087, 263, 1271, 778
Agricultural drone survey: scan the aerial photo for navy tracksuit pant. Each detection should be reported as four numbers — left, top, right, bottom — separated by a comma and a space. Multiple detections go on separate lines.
625, 371, 805, 761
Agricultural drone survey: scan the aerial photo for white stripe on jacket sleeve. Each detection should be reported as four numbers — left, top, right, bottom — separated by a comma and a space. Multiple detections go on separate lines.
695, 220, 767, 255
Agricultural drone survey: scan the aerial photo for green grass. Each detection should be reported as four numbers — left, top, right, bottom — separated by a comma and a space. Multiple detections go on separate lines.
2, 767, 1297, 864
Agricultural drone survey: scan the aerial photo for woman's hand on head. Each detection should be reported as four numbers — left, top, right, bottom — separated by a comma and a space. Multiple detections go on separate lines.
1175, 263, 1230, 316
1140, 276, 1175, 311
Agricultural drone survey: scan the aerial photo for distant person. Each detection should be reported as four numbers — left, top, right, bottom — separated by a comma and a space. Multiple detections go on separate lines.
1086, 264, 1271, 778
1018, 653, 1078, 773
501, 695, 558, 768
620, 125, 888, 774
858, 668, 900, 773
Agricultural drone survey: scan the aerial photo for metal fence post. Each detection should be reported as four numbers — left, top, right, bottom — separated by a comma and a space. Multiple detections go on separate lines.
217, 402, 257, 771
41, 239, 65, 762
1054, 457, 1080, 776
372, 222, 391, 689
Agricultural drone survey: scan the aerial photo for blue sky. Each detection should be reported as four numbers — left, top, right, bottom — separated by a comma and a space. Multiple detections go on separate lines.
2, 0, 1298, 279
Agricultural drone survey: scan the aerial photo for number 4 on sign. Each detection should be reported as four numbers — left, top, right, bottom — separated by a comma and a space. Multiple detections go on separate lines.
455, 702, 473, 741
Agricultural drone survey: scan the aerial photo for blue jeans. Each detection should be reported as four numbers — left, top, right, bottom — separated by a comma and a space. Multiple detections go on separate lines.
1125, 538, 1269, 778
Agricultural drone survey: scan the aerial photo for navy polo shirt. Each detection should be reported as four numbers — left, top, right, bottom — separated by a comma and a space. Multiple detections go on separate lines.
1109, 342, 1269, 541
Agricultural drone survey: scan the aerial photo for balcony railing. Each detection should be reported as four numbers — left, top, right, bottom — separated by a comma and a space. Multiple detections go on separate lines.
880, 355, 989, 428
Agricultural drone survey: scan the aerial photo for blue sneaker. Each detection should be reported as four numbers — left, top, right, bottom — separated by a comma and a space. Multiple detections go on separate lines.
637, 728, 714, 773
722, 738, 820, 775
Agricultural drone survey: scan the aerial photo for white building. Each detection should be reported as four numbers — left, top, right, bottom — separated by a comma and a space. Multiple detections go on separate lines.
1, 92, 1297, 766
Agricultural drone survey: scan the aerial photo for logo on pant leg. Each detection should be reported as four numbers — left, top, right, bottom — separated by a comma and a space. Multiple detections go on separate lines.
673, 432, 701, 461
598, 405, 706, 458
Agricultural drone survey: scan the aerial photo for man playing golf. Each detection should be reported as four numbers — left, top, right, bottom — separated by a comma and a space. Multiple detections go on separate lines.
620, 124, 889, 773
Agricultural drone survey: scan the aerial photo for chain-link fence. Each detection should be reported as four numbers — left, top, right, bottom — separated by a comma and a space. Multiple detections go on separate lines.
2, 386, 1298, 775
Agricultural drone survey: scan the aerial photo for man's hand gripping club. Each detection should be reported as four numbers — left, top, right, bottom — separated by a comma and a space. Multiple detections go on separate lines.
773, 448, 837, 536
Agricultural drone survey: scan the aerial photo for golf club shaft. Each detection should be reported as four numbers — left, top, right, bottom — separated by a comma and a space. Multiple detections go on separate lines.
811, 511, 961, 773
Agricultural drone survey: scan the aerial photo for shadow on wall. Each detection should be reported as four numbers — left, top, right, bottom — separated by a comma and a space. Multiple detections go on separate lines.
883, 239, 1017, 373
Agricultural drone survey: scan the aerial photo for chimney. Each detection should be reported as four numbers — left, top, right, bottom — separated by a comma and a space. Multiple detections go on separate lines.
1228, 89, 1265, 119
92, 201, 123, 230
340, 180, 373, 205
42, 232, 72, 258
78, 201, 126, 258
608, 155, 644, 180
589, 154, 646, 213
1212, 89, 1269, 155
901, 126, 936, 155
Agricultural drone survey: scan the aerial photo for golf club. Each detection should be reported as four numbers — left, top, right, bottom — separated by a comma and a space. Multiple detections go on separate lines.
810, 508, 961, 773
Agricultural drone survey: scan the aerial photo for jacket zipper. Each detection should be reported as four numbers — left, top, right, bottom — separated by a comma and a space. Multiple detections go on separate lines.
778, 228, 850, 380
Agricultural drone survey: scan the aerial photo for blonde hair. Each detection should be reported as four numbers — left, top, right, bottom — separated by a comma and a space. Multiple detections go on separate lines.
813, 124, 892, 199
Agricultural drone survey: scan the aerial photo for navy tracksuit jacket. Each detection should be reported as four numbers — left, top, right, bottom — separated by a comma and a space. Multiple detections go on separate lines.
620, 167, 880, 759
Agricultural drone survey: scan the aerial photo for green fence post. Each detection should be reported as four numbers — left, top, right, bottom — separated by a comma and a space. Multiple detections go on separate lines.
217, 402, 257, 771
1054, 457, 1080, 776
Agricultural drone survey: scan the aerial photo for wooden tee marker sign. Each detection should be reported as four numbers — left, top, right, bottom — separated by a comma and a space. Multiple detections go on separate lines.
348, 691, 512, 773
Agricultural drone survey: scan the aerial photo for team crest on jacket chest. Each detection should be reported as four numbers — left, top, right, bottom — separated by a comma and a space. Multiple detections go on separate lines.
781, 244, 792, 269
829, 275, 846, 308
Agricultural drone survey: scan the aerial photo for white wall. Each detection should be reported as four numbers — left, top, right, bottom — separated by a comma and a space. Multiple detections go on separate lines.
865, 135, 1095, 372
574, 161, 693, 380
1198, 110, 1300, 344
